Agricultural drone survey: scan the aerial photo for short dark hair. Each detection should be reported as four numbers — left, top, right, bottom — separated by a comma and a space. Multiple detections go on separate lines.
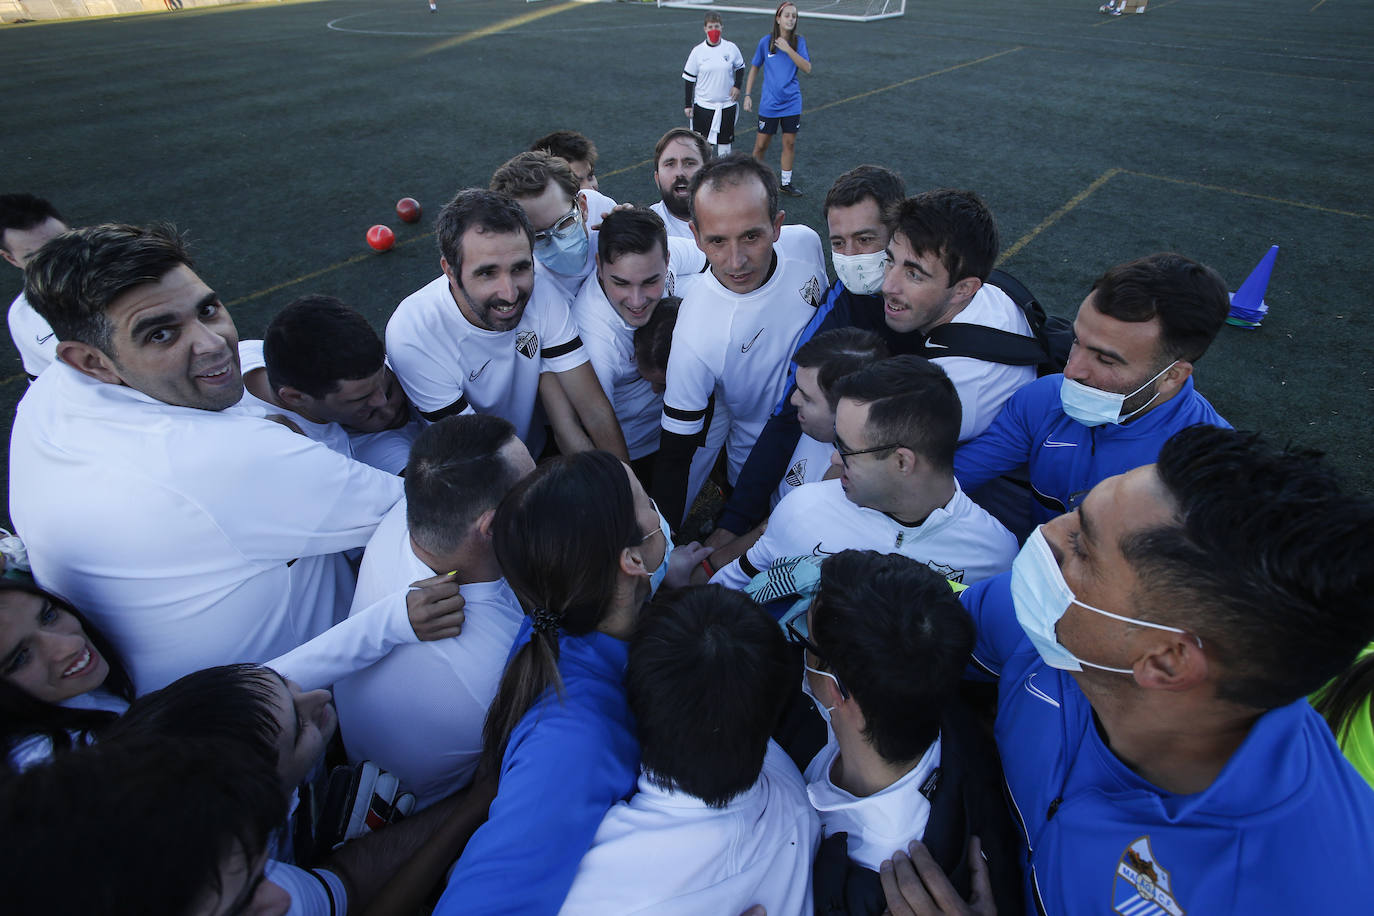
435, 189, 534, 278
598, 207, 669, 265
654, 128, 710, 167
793, 328, 890, 410
0, 579, 134, 769
530, 130, 598, 167
823, 165, 906, 220
105, 663, 283, 776
23, 222, 192, 353
633, 295, 681, 373
831, 355, 961, 472
490, 150, 580, 206
0, 193, 63, 251
1121, 425, 1374, 711
1089, 253, 1229, 364
406, 414, 523, 555
263, 295, 384, 398
689, 152, 779, 224
812, 550, 974, 762
704, 11, 722, 24
628, 585, 790, 807
884, 189, 999, 285
0, 734, 284, 916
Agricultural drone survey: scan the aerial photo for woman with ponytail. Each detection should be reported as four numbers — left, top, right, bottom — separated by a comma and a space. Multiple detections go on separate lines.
435, 450, 702, 916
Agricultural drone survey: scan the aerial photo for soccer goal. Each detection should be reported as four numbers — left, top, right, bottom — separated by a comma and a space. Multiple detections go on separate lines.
656, 0, 905, 24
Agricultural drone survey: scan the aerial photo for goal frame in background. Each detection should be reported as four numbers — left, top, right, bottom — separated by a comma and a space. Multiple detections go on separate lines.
655, 0, 906, 24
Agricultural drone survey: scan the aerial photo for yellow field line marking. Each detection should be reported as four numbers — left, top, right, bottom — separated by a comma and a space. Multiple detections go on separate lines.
1121, 170, 1372, 219
1310, 0, 1328, 11
999, 168, 1121, 264
811, 46, 1024, 113
413, 1, 581, 56
226, 231, 435, 306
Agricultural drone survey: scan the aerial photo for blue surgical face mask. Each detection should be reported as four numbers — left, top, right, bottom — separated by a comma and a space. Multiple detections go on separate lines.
534, 215, 589, 276
831, 249, 888, 295
1059, 361, 1177, 427
647, 507, 673, 596
1010, 526, 1193, 674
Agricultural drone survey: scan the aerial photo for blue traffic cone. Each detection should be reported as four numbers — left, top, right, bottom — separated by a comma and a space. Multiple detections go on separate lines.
1227, 245, 1277, 328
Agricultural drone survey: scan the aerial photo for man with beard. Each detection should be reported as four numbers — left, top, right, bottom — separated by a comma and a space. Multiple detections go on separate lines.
649, 128, 709, 240
386, 189, 626, 460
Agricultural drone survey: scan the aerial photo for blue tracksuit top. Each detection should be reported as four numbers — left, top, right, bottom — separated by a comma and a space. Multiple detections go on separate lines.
436, 627, 638, 916
962, 573, 1374, 916
953, 374, 1228, 525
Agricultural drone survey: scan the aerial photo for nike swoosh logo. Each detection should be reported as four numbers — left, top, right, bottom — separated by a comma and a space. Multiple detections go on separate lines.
1023, 672, 1061, 708
809, 541, 836, 558
468, 359, 492, 382
1043, 438, 1078, 448
741, 329, 764, 353
36, 332, 54, 344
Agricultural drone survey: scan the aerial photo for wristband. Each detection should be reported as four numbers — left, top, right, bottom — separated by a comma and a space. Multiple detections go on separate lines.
700, 557, 716, 577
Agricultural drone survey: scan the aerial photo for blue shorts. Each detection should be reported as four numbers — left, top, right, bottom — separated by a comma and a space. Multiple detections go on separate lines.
757, 114, 801, 135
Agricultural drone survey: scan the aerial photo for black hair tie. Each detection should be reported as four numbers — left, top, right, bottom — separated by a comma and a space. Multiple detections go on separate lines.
531, 605, 562, 636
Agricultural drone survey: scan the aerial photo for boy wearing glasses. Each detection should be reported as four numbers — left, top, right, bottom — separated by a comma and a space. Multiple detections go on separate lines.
711, 356, 1015, 590
491, 150, 618, 305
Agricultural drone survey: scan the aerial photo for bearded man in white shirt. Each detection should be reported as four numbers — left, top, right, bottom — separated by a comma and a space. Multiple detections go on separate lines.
11, 223, 403, 692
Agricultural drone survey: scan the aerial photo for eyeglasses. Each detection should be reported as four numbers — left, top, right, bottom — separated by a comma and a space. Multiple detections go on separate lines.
832, 434, 902, 468
532, 206, 582, 247
785, 616, 849, 699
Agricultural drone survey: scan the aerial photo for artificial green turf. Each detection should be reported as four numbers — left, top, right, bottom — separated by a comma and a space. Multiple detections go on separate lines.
1, 0, 1370, 527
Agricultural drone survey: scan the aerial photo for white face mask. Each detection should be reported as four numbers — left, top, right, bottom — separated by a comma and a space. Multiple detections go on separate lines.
1010, 527, 1195, 674
1059, 361, 1177, 427
801, 663, 842, 724
831, 249, 888, 296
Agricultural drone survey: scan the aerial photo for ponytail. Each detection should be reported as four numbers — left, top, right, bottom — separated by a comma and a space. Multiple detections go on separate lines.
478, 451, 641, 780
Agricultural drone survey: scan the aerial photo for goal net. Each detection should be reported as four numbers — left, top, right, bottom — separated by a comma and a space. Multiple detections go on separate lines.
656, 0, 905, 24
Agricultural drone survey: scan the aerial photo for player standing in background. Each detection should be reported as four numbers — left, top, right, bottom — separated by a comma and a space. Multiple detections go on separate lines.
683, 13, 746, 157
743, 2, 812, 197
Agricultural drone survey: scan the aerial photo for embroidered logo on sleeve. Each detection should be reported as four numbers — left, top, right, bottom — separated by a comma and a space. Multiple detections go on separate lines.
799, 275, 822, 309
1114, 837, 1185, 916
784, 458, 808, 488
515, 331, 540, 359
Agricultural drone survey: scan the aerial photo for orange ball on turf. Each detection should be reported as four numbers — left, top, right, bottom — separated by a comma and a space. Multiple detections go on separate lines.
367, 225, 395, 251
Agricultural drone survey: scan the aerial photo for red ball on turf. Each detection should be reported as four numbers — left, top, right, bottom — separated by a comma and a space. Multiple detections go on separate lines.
396, 197, 422, 223
367, 225, 395, 251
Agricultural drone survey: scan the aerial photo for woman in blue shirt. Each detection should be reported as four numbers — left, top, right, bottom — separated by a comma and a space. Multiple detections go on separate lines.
436, 450, 683, 915
743, 1, 812, 197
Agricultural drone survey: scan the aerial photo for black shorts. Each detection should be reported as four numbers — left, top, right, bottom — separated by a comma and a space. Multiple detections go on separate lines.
691, 103, 738, 145
757, 114, 801, 135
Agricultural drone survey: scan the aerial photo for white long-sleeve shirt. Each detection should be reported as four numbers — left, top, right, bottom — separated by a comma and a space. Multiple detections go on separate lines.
10, 362, 403, 694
